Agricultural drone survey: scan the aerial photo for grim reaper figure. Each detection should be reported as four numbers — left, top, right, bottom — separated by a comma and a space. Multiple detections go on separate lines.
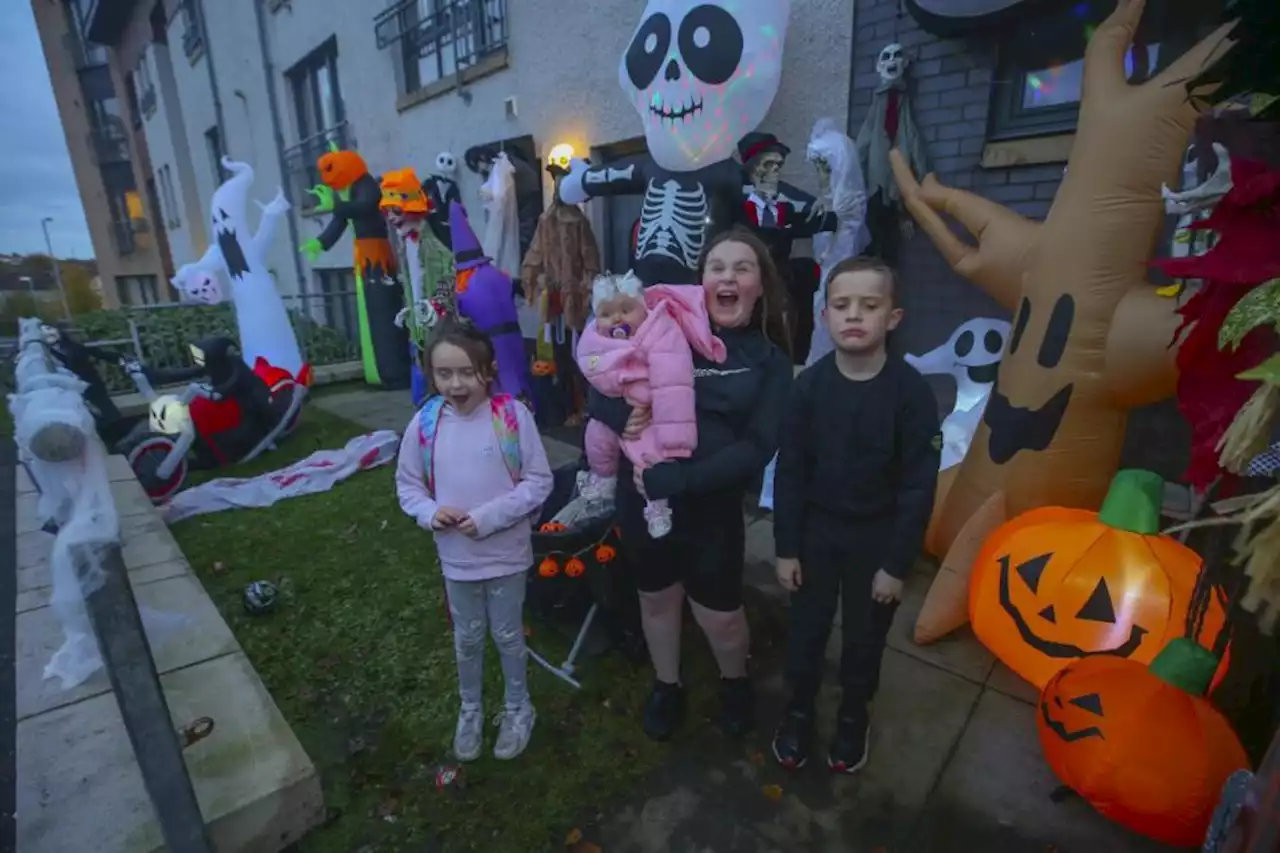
559, 0, 792, 286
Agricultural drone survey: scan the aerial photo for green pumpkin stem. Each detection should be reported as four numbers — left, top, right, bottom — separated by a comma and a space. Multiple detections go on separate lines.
1097, 469, 1164, 535
1149, 638, 1219, 696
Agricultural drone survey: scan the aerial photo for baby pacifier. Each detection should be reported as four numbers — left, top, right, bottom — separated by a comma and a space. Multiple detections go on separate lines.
610, 324, 632, 339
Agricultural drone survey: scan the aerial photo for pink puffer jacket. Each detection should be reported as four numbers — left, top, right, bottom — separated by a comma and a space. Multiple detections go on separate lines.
576, 284, 726, 467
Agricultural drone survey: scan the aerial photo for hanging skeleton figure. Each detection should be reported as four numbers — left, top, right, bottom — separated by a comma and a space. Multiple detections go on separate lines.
856, 42, 928, 264
1158, 141, 1231, 298
804, 118, 871, 367
559, 0, 792, 286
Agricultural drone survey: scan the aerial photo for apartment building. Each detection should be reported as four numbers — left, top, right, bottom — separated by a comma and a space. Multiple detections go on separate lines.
31, 0, 174, 308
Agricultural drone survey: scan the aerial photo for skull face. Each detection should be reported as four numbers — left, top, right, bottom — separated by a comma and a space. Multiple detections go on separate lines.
619, 0, 791, 173
877, 42, 906, 84
179, 271, 225, 306
434, 151, 457, 176
750, 151, 785, 198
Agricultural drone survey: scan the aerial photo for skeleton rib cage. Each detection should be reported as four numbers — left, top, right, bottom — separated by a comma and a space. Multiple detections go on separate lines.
636, 178, 709, 271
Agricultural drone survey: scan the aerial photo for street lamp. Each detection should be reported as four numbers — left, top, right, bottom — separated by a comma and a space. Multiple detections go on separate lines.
40, 217, 72, 320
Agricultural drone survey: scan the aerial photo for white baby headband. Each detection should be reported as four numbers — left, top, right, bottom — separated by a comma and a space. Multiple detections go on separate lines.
591, 271, 644, 314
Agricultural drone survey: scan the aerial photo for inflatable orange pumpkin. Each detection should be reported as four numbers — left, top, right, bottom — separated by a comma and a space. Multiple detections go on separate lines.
317, 148, 368, 192
1038, 639, 1249, 847
970, 469, 1226, 688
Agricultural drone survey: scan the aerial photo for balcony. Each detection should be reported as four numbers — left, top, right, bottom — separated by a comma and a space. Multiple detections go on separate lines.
88, 128, 131, 166
374, 0, 508, 67
282, 122, 354, 215
62, 30, 108, 70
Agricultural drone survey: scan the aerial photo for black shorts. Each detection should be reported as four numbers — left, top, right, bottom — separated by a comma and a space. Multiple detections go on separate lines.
617, 483, 746, 612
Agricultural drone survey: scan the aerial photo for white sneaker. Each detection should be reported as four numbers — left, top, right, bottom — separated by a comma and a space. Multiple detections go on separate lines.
493, 703, 536, 760
453, 704, 483, 762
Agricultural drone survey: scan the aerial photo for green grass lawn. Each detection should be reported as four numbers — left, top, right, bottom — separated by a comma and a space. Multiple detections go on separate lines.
170, 405, 719, 852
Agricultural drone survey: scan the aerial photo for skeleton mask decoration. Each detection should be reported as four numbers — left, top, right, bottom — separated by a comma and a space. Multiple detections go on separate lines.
178, 270, 226, 305
435, 151, 457, 176
750, 151, 785, 198
877, 42, 906, 85
619, 0, 792, 173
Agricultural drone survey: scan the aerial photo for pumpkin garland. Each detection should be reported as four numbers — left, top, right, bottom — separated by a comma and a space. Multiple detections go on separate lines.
1037, 638, 1250, 847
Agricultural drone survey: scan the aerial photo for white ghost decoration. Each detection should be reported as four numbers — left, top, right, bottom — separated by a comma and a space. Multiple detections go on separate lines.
618, 0, 791, 173
876, 42, 906, 85
906, 318, 1010, 471
176, 270, 226, 306
172, 158, 304, 377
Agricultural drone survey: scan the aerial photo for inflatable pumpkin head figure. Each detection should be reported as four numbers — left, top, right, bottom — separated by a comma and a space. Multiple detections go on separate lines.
969, 469, 1226, 688
317, 146, 368, 191
1037, 639, 1249, 847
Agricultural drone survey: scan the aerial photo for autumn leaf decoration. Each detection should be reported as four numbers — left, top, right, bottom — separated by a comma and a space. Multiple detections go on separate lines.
1162, 156, 1280, 632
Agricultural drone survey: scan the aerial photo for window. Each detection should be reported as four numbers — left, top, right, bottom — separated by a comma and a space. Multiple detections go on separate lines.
156, 165, 180, 228
314, 268, 360, 345
204, 126, 228, 184
285, 39, 348, 213
64, 0, 108, 69
988, 0, 1223, 140
135, 53, 157, 119
115, 275, 160, 305
375, 0, 509, 96
125, 73, 142, 129
181, 0, 203, 60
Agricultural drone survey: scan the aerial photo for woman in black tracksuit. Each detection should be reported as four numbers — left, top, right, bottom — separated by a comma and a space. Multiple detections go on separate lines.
590, 226, 793, 741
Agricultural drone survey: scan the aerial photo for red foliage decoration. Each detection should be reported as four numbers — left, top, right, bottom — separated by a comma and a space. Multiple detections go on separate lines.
1156, 156, 1280, 493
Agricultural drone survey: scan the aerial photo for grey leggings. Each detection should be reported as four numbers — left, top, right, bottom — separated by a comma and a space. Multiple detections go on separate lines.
445, 573, 530, 710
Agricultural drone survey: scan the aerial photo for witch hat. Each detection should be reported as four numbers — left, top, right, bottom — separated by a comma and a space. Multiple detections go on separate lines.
449, 202, 489, 271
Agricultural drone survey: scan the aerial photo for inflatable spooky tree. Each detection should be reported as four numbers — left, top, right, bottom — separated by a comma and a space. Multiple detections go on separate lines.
889, 0, 1243, 643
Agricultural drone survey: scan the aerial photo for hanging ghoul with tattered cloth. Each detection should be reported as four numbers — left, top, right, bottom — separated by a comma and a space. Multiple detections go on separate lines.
559, 0, 792, 286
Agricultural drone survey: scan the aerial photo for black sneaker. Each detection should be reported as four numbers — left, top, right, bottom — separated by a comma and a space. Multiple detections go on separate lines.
771, 708, 814, 770
828, 715, 870, 775
717, 677, 753, 738
642, 681, 684, 741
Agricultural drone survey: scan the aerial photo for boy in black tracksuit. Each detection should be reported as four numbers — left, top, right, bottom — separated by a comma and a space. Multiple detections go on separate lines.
771, 257, 941, 773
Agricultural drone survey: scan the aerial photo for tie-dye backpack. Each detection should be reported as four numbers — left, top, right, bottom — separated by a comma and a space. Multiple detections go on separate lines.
418, 394, 522, 496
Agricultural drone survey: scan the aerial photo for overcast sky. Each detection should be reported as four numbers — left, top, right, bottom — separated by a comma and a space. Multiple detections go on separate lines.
0, 3, 94, 260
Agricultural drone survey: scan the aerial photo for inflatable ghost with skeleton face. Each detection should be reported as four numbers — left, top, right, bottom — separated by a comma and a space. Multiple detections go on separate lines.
172, 158, 305, 378
906, 318, 1010, 471
559, 0, 791, 286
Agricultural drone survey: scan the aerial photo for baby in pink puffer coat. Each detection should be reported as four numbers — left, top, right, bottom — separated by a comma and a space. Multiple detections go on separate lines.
577, 272, 726, 537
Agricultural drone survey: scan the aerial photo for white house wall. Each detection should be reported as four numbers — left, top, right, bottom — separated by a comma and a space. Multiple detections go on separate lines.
261, 0, 852, 283
140, 44, 194, 267
167, 10, 219, 254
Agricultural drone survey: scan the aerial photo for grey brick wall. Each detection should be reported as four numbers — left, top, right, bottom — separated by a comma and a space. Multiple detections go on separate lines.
849, 0, 1188, 482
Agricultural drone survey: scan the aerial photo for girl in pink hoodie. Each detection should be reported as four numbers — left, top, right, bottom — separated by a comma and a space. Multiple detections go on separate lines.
577, 272, 727, 537
396, 322, 553, 762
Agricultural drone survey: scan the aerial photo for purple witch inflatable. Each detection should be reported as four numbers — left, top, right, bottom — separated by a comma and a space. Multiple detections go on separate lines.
450, 202, 533, 406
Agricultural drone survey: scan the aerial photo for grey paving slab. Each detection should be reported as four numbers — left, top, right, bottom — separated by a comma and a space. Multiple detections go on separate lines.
15, 557, 191, 615
16, 572, 239, 721
884, 562, 996, 686
17, 512, 185, 594
915, 688, 1172, 853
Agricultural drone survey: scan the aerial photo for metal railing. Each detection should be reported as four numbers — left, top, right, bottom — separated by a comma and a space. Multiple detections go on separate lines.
62, 29, 108, 70
89, 128, 131, 166
374, 0, 508, 66
11, 317, 214, 852
72, 290, 363, 394
110, 220, 138, 256
282, 123, 354, 215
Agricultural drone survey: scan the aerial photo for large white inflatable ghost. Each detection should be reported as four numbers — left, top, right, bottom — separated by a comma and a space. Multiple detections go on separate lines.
906, 318, 1010, 471
172, 158, 304, 377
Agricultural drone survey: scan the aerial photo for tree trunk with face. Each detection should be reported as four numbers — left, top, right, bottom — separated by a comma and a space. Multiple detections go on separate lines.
890, 0, 1239, 644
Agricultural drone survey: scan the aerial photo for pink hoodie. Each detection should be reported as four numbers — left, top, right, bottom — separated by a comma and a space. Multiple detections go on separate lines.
576, 284, 726, 468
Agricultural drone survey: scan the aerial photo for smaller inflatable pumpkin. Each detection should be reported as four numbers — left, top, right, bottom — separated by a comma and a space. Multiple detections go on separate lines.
969, 469, 1225, 688
1038, 638, 1250, 847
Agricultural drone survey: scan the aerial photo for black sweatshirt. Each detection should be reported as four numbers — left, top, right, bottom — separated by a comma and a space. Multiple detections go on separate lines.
589, 325, 792, 501
773, 354, 941, 580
